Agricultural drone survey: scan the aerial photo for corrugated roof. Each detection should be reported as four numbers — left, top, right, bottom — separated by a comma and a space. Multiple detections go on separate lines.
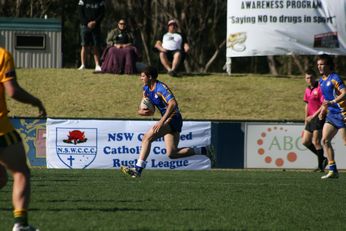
0, 17, 61, 31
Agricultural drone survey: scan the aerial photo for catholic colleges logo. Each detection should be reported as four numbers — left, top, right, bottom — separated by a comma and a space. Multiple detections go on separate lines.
56, 128, 98, 169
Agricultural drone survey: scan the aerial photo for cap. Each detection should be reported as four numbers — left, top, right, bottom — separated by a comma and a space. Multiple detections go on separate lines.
168, 19, 177, 26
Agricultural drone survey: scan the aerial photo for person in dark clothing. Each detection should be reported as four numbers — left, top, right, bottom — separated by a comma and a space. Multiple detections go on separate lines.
301, 68, 327, 172
78, 0, 105, 71
100, 19, 139, 74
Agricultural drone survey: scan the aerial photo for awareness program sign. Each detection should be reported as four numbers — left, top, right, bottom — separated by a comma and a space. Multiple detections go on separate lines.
245, 123, 346, 169
46, 119, 211, 170
227, 0, 346, 57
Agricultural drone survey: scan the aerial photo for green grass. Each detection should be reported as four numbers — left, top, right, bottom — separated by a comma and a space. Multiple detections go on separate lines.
1, 169, 346, 231
2, 69, 329, 230
7, 69, 305, 121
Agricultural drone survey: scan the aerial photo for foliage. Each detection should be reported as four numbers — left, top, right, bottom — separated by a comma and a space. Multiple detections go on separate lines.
1, 1, 346, 74
0, 0, 227, 72
1, 169, 346, 230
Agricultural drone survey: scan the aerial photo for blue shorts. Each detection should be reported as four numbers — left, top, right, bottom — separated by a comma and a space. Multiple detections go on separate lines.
326, 112, 346, 129
168, 113, 183, 133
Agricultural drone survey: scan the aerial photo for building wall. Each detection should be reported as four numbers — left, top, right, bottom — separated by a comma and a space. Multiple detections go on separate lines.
0, 17, 62, 68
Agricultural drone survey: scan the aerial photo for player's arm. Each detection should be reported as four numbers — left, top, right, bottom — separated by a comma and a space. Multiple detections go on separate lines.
325, 88, 346, 106
154, 40, 166, 53
310, 105, 324, 120
318, 105, 327, 120
4, 78, 47, 117
138, 107, 154, 116
304, 103, 309, 124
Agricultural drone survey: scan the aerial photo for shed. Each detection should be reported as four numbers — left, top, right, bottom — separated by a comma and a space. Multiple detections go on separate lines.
0, 17, 62, 68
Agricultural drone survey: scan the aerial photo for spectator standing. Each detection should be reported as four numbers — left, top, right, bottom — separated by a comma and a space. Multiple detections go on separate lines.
78, 0, 105, 71
154, 19, 190, 77
100, 19, 139, 74
301, 68, 327, 172
317, 54, 346, 179
0, 47, 46, 231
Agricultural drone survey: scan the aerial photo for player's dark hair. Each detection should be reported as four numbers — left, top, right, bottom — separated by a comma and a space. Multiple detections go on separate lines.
305, 68, 316, 77
317, 54, 335, 70
142, 66, 158, 79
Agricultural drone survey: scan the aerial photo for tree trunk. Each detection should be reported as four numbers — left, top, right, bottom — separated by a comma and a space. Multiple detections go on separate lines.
292, 54, 305, 74
203, 39, 226, 73
267, 56, 278, 76
15, 0, 22, 17
287, 56, 292, 75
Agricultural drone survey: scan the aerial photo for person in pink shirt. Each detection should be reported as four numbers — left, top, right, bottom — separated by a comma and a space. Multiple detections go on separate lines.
301, 68, 328, 172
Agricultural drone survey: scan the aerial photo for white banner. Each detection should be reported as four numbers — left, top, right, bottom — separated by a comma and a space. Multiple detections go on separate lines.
227, 0, 346, 57
245, 123, 346, 169
46, 119, 211, 170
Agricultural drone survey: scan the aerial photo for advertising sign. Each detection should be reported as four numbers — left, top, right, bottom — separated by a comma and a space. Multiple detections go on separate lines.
11, 118, 46, 167
245, 123, 346, 169
46, 119, 211, 170
227, 0, 346, 57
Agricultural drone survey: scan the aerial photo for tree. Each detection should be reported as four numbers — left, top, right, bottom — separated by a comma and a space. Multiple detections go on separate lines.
1, 0, 346, 75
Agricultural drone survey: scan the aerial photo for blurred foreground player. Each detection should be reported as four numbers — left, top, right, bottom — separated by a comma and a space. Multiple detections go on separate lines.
0, 47, 46, 231
121, 66, 204, 177
317, 54, 346, 179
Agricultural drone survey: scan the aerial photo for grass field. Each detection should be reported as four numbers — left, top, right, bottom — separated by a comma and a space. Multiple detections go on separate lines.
3, 69, 343, 231
7, 69, 305, 121
1, 169, 346, 231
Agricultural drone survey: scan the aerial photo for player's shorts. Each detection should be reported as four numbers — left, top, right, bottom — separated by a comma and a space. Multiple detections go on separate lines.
326, 112, 346, 129
0, 130, 22, 148
168, 113, 183, 133
305, 116, 325, 133
165, 50, 184, 62
80, 25, 103, 47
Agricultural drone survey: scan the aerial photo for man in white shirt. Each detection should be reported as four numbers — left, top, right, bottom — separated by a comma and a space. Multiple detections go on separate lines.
154, 20, 190, 77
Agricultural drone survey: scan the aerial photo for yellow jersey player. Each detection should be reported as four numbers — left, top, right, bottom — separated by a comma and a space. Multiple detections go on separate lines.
0, 47, 46, 231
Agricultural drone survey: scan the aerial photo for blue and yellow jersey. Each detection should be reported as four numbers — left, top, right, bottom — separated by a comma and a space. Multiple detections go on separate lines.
319, 72, 346, 115
143, 80, 180, 117
0, 47, 15, 135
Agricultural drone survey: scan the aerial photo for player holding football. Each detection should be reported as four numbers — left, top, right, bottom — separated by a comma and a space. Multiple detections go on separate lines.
121, 66, 203, 177
301, 68, 327, 172
0, 47, 46, 231
317, 54, 346, 179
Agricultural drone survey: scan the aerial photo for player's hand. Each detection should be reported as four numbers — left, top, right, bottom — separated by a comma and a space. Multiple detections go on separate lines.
87, 21, 96, 29
152, 121, 164, 133
323, 100, 336, 106
138, 108, 154, 116
318, 111, 325, 120
37, 102, 47, 118
305, 116, 312, 123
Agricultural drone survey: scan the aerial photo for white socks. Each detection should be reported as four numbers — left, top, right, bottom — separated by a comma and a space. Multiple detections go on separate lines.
136, 159, 146, 168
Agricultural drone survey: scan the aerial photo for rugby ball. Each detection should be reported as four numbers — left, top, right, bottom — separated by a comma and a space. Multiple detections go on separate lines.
140, 97, 155, 112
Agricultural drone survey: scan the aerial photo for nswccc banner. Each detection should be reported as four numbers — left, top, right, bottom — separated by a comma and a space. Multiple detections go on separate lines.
245, 123, 346, 169
46, 119, 211, 170
227, 0, 346, 57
